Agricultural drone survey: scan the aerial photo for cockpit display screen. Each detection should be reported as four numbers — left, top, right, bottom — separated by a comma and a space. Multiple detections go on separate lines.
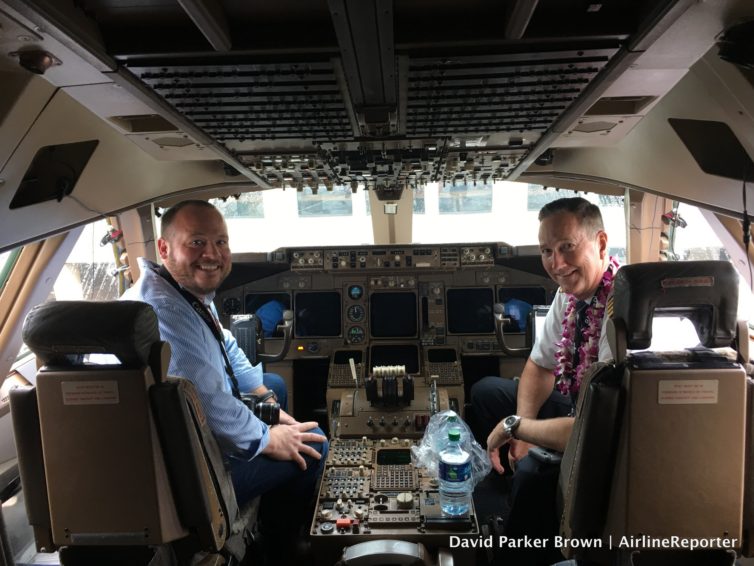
498, 286, 548, 333
446, 288, 494, 334
376, 448, 411, 465
369, 292, 417, 338
294, 291, 341, 337
245, 292, 291, 338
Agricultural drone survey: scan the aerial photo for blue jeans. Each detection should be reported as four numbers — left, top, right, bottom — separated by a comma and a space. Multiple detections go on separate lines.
230, 373, 328, 525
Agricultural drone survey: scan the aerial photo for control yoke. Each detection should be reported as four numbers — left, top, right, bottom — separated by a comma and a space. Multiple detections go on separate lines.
493, 302, 533, 358
230, 310, 294, 365
258, 309, 294, 363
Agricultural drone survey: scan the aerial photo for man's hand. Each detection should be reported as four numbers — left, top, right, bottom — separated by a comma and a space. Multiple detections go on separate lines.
277, 408, 298, 425
487, 419, 538, 474
486, 420, 514, 475
262, 421, 326, 470
508, 439, 535, 471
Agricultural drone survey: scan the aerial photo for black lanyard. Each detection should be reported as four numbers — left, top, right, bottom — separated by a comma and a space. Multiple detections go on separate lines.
157, 265, 243, 400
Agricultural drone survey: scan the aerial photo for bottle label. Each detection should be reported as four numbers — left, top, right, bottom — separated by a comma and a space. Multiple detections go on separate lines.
439, 460, 471, 482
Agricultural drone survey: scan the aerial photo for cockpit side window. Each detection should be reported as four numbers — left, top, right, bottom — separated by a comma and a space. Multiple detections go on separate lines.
48, 218, 122, 302
12, 219, 123, 366
0, 248, 21, 292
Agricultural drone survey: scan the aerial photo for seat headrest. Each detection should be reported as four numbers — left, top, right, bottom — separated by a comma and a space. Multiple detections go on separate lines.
611, 261, 738, 349
23, 301, 160, 367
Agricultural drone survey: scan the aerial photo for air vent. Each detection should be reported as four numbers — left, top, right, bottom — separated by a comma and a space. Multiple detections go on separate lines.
585, 96, 656, 116
573, 121, 617, 133
108, 114, 178, 133
150, 136, 194, 148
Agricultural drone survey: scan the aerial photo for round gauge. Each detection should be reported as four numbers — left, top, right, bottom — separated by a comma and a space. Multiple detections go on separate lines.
347, 326, 365, 344
347, 304, 366, 322
222, 297, 242, 315
348, 285, 364, 300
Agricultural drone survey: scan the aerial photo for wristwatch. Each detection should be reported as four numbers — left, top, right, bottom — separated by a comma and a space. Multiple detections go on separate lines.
503, 415, 522, 439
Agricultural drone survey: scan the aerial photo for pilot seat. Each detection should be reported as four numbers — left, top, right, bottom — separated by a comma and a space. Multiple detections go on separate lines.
558, 260, 751, 566
9, 300, 257, 566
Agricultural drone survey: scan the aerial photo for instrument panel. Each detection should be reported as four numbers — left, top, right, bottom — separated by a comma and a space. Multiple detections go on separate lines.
214, 243, 551, 564
309, 438, 479, 565
217, 242, 555, 364
287, 244, 500, 272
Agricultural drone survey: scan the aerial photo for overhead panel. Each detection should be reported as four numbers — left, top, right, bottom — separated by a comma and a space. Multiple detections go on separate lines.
405, 47, 617, 140
28, 0, 679, 191
127, 60, 352, 143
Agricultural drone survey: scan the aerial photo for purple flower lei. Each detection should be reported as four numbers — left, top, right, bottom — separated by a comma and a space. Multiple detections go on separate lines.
553, 256, 620, 396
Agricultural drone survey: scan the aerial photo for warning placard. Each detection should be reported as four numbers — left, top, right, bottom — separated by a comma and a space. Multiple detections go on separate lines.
61, 381, 120, 405
658, 380, 718, 405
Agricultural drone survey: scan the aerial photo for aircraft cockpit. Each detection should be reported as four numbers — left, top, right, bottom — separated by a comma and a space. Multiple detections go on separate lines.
2, 0, 754, 564
200, 241, 557, 564
215, 241, 555, 431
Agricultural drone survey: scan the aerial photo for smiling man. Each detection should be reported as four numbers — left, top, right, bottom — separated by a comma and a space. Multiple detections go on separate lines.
471, 197, 619, 566
123, 200, 327, 553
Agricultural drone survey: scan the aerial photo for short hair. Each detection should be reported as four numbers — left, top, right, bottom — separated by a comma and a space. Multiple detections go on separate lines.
160, 200, 218, 238
538, 197, 604, 236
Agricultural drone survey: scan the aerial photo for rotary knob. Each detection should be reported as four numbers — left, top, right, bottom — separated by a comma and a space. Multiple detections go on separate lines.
397, 492, 413, 509
319, 522, 335, 534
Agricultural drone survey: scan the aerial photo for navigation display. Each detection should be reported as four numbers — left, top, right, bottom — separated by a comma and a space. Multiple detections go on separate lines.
446, 288, 494, 334
245, 292, 291, 337
498, 286, 548, 333
294, 291, 341, 337
369, 292, 417, 338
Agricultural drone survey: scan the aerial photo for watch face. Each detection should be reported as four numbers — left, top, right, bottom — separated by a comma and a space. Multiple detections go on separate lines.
504, 416, 517, 427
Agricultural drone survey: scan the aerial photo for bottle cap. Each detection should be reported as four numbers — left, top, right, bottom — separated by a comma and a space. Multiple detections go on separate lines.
447, 414, 457, 423
448, 428, 461, 441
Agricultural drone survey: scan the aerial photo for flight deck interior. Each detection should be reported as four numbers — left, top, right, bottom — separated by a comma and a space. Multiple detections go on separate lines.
2, 0, 754, 565
216, 242, 555, 434
211, 241, 558, 565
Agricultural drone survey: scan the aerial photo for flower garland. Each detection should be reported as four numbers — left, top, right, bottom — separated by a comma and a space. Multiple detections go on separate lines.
554, 256, 620, 396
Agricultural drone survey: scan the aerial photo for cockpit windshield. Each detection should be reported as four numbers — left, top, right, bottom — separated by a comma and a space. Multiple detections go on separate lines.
212, 181, 628, 256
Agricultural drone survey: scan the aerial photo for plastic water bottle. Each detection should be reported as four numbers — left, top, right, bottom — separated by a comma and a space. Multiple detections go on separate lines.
435, 413, 459, 453
439, 427, 472, 516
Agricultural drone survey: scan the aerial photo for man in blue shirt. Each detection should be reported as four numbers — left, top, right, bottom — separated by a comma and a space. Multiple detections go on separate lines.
123, 200, 327, 540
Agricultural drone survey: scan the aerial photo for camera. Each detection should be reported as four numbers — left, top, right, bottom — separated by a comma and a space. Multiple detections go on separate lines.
240, 394, 280, 425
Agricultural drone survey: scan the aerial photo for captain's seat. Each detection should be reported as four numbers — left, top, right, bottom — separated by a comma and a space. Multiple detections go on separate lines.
10, 301, 253, 565
559, 260, 749, 566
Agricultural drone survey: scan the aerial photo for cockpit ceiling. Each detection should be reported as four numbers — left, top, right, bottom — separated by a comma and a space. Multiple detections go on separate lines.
30, 0, 681, 189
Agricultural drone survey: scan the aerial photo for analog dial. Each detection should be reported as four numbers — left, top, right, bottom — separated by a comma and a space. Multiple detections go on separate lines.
347, 304, 366, 322
347, 326, 365, 344
348, 285, 364, 300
